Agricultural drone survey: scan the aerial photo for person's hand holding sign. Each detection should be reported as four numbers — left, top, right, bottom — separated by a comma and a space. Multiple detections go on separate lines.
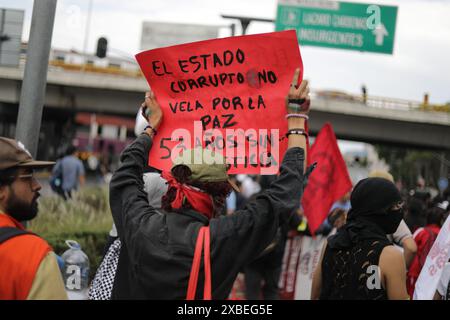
141, 89, 163, 138
285, 68, 310, 162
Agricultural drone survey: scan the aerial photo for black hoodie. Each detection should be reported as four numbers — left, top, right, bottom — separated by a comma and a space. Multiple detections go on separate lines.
109, 134, 305, 299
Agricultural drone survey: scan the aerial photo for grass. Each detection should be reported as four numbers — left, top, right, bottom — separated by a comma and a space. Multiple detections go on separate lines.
28, 186, 113, 280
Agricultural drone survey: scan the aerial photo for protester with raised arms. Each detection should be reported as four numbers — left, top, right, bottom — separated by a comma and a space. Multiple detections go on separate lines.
109, 68, 310, 299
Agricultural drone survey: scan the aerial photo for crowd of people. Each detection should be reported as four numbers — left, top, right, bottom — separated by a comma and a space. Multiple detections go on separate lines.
1, 67, 449, 300
223, 169, 450, 300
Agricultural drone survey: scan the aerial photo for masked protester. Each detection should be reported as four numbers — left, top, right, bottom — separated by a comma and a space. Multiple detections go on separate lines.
0, 138, 67, 300
109, 69, 311, 299
368, 170, 417, 269
311, 177, 409, 300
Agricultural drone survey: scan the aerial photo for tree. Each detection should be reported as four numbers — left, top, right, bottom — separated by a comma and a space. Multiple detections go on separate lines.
374, 144, 450, 190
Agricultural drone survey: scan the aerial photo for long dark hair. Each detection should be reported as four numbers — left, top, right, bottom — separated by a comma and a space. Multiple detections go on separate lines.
426, 207, 445, 226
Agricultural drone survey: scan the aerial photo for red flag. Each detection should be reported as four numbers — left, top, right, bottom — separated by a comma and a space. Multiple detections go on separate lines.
301, 123, 352, 235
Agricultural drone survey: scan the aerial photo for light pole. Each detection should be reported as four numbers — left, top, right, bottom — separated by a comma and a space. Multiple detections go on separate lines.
15, 0, 58, 158
83, 0, 93, 55
82, 0, 93, 71
221, 14, 274, 35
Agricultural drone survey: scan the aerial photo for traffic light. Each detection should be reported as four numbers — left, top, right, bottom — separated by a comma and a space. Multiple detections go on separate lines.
96, 37, 108, 58
0, 34, 11, 42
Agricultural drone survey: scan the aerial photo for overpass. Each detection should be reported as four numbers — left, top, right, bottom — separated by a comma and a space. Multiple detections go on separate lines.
1, 65, 449, 150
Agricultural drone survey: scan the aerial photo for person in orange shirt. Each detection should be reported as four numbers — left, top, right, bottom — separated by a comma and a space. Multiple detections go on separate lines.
0, 137, 67, 300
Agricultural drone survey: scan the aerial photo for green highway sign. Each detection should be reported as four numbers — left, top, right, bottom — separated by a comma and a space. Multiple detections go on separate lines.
275, 0, 398, 54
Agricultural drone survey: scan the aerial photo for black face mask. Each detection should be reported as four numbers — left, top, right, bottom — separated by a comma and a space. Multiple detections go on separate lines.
367, 208, 404, 234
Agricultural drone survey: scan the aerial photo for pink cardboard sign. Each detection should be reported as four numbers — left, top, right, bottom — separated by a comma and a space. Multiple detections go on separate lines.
136, 30, 302, 174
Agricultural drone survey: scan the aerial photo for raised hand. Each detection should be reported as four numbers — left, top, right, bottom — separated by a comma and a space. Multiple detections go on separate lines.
141, 89, 163, 131
286, 68, 310, 115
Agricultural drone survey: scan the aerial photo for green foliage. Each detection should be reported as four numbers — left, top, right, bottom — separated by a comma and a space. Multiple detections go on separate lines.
375, 145, 449, 189
28, 187, 113, 280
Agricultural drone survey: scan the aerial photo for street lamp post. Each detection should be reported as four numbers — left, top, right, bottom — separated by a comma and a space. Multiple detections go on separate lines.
83, 0, 93, 57
221, 14, 274, 35
15, 0, 58, 158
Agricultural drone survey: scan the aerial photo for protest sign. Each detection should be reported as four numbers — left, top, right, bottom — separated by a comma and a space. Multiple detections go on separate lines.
294, 235, 326, 299
279, 234, 326, 300
279, 234, 303, 300
135, 30, 302, 174
414, 214, 450, 300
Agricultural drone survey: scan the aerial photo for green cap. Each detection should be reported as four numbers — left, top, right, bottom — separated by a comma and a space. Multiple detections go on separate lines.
172, 148, 239, 192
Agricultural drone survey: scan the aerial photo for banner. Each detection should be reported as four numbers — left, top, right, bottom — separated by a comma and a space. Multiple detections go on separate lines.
135, 30, 302, 174
414, 215, 450, 300
294, 235, 326, 299
279, 234, 326, 300
279, 234, 303, 300
301, 123, 353, 234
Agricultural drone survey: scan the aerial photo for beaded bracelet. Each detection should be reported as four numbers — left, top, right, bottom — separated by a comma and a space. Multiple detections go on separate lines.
286, 114, 309, 120
286, 128, 309, 139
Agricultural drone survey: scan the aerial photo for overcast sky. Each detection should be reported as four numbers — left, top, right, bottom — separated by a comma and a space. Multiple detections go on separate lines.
2, 0, 449, 153
2, 0, 449, 105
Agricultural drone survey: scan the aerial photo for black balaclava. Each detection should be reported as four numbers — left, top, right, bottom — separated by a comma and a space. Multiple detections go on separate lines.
328, 177, 403, 249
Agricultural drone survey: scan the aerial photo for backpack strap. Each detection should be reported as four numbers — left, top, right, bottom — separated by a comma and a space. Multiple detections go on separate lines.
186, 226, 211, 300
203, 227, 211, 300
0, 227, 31, 244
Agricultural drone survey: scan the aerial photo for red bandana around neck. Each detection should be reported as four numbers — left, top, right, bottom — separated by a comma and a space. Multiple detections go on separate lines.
161, 171, 214, 219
